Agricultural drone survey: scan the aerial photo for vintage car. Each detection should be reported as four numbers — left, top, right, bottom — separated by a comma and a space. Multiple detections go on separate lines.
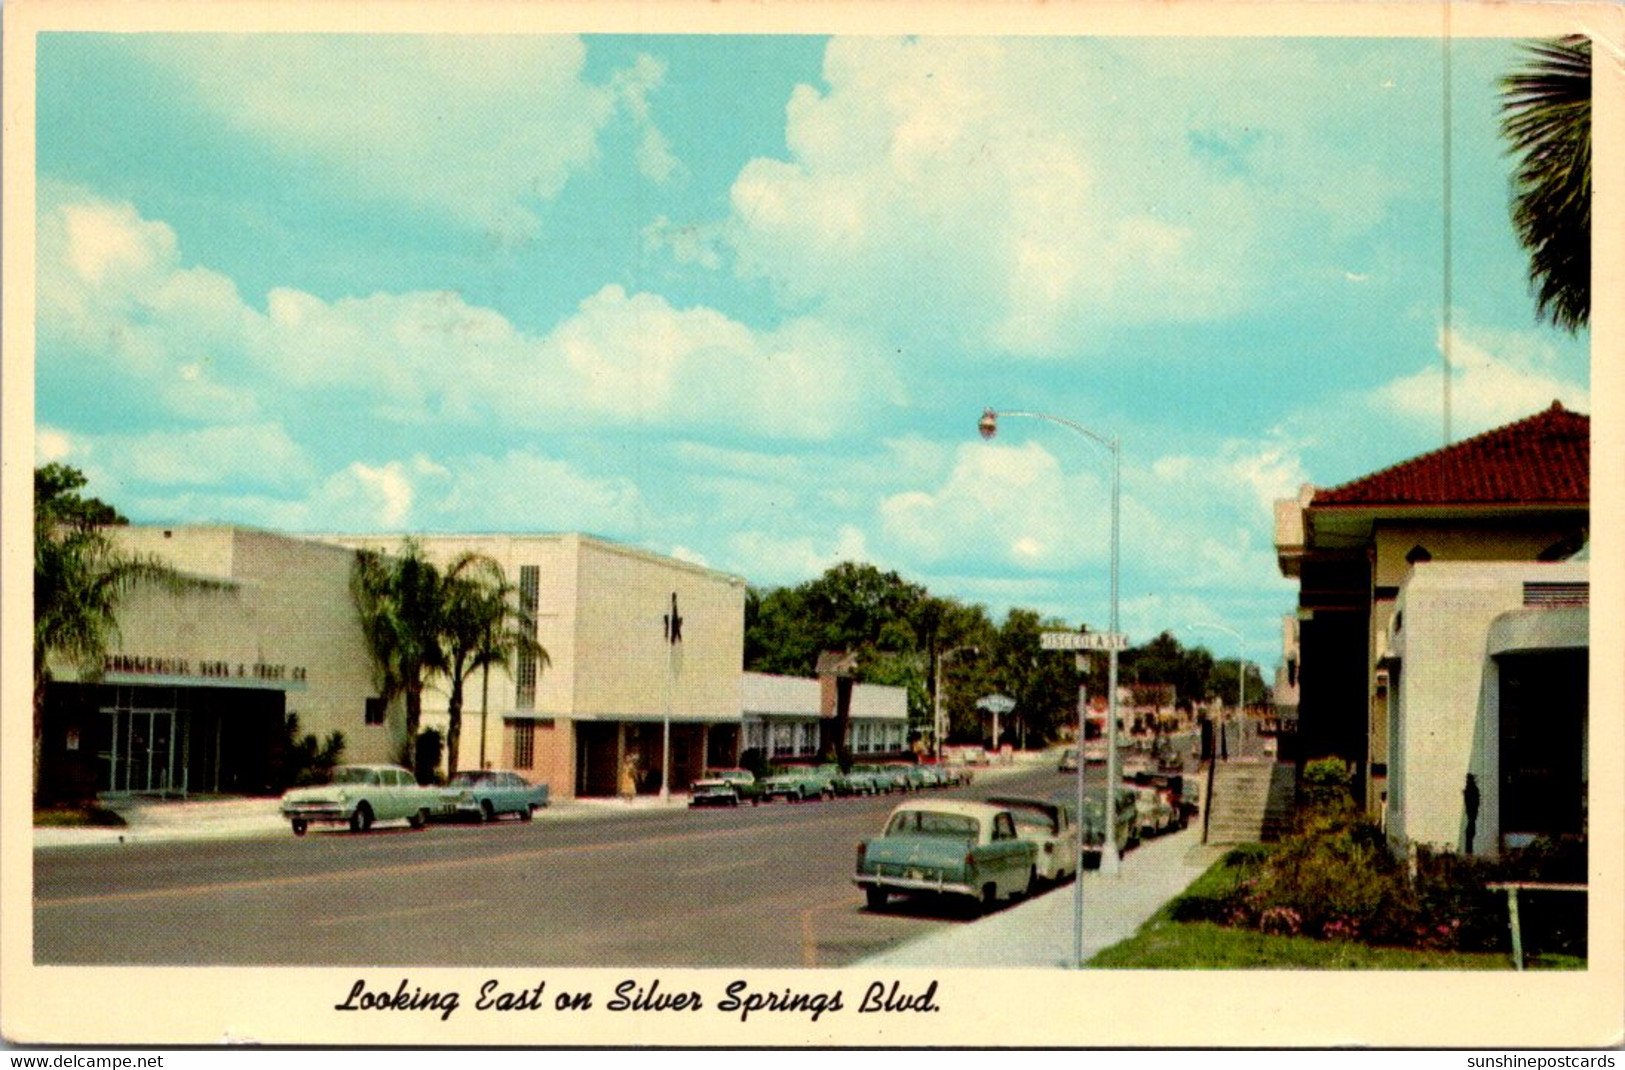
1057, 748, 1079, 773
280, 763, 445, 835
985, 795, 1080, 884
1120, 756, 1154, 783
1078, 787, 1139, 862
761, 767, 831, 802
689, 768, 762, 807
1082, 741, 1109, 764
884, 762, 933, 790
854, 799, 1039, 913
856, 763, 911, 793
1130, 783, 1180, 838
815, 764, 877, 797
440, 769, 549, 822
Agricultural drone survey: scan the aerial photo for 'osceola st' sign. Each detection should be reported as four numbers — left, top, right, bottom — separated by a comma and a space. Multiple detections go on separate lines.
1039, 631, 1128, 652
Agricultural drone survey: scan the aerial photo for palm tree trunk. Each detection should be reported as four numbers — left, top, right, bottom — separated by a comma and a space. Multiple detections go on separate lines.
446, 675, 465, 778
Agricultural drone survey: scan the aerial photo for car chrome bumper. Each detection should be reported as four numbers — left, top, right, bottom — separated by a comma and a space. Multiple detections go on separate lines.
854, 874, 975, 898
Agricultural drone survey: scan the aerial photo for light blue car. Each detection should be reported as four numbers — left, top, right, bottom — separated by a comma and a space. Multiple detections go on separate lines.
440, 770, 549, 822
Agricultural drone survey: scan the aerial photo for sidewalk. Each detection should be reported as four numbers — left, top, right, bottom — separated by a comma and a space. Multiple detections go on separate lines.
30, 789, 703, 849
856, 827, 1224, 968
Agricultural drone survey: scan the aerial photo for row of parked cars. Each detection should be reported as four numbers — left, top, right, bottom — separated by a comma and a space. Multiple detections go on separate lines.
688, 762, 972, 808
279, 764, 548, 835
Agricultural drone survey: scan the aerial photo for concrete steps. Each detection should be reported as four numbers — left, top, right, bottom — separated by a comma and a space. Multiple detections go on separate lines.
1204, 761, 1297, 845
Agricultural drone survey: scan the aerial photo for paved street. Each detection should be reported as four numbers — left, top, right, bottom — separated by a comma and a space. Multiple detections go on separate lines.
36, 762, 1130, 968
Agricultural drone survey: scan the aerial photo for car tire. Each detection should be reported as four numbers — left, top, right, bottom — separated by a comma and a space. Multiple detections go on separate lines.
350, 804, 373, 833
1025, 867, 1039, 898
291, 819, 307, 836
978, 883, 999, 916
408, 809, 427, 830
520, 805, 534, 821
865, 887, 889, 911
480, 800, 496, 823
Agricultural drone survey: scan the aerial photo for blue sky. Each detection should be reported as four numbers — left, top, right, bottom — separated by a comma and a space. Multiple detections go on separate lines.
33, 33, 1591, 670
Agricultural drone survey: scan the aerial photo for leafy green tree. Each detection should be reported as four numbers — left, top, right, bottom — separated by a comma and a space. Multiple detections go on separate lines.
1501, 35, 1591, 332
438, 553, 547, 777
351, 540, 452, 773
33, 465, 211, 800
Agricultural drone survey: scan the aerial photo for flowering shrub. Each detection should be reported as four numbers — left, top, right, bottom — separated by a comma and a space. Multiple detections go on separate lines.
1259, 906, 1303, 936
1321, 915, 1361, 942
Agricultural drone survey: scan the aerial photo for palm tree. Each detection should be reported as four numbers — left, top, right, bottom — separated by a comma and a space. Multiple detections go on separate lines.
439, 553, 547, 777
1501, 35, 1591, 332
33, 465, 213, 800
350, 540, 450, 771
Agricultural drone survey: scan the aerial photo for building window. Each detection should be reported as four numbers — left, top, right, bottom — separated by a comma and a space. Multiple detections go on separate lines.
364, 697, 385, 726
515, 565, 540, 709
508, 719, 536, 770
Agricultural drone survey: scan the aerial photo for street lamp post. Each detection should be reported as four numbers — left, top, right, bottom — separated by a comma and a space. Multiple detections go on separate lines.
978, 407, 1123, 968
1188, 621, 1246, 761
933, 645, 977, 761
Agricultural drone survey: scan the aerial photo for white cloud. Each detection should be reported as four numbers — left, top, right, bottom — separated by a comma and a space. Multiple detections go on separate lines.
1375, 324, 1592, 433
36, 427, 75, 464
39, 190, 903, 441
879, 441, 1110, 570
716, 37, 1424, 356
139, 37, 673, 238
428, 451, 643, 533
724, 524, 871, 587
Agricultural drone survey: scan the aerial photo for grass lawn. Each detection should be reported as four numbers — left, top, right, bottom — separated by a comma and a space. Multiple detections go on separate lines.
1089, 848, 1585, 970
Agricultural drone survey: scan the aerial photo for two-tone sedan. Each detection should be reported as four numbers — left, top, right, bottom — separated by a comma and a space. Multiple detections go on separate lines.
441, 769, 548, 822
761, 767, 831, 802
688, 768, 763, 807
854, 799, 1038, 915
280, 763, 446, 835
985, 795, 1081, 885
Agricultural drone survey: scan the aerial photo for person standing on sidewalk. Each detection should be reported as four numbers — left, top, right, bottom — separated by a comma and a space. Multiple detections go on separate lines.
620, 753, 639, 802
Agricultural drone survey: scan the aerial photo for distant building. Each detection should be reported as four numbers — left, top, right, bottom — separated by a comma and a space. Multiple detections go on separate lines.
1274, 402, 1589, 823
740, 672, 908, 763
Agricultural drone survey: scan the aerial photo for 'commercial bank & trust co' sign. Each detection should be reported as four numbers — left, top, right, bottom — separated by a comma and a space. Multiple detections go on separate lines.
103, 653, 308, 685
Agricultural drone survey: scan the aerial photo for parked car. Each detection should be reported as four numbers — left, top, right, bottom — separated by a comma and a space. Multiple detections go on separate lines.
985, 795, 1080, 885
441, 769, 548, 822
689, 768, 762, 807
1130, 784, 1180, 838
816, 764, 880, 796
1058, 748, 1079, 773
280, 763, 445, 835
930, 761, 973, 787
839, 766, 887, 795
1082, 741, 1109, 764
1078, 787, 1139, 863
1121, 756, 1153, 783
761, 767, 830, 802
854, 800, 1039, 914
885, 762, 932, 790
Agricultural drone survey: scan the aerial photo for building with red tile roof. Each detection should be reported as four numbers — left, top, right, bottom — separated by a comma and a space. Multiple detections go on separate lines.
1274, 402, 1589, 818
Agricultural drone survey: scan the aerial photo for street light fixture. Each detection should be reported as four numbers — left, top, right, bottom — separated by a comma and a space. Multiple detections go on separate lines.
933, 645, 977, 761
1188, 621, 1246, 762
977, 406, 1123, 968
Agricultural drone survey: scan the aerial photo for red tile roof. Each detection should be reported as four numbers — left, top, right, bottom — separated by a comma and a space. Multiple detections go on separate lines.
1313, 401, 1589, 508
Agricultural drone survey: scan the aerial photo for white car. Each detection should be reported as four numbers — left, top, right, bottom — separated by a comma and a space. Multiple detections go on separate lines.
985, 796, 1080, 885
280, 763, 445, 835
1129, 784, 1179, 839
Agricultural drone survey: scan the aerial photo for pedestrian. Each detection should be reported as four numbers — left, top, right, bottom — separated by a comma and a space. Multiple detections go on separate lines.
1463, 772, 1481, 853
620, 753, 639, 803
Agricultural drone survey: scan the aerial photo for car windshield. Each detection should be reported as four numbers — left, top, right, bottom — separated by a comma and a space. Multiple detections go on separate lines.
885, 810, 979, 839
330, 767, 377, 785
448, 772, 493, 787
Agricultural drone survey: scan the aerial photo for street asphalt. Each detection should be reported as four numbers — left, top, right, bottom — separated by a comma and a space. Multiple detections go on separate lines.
33, 751, 1221, 968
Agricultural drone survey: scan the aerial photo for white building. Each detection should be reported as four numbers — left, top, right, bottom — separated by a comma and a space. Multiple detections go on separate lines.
1380, 558, 1588, 855
741, 672, 909, 763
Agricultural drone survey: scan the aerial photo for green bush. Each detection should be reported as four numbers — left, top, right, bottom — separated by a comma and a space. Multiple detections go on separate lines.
273, 713, 346, 790
1248, 811, 1418, 943
1298, 756, 1357, 819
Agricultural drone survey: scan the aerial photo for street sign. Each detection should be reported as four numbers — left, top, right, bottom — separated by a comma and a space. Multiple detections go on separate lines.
976, 694, 1016, 714
1041, 631, 1128, 651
